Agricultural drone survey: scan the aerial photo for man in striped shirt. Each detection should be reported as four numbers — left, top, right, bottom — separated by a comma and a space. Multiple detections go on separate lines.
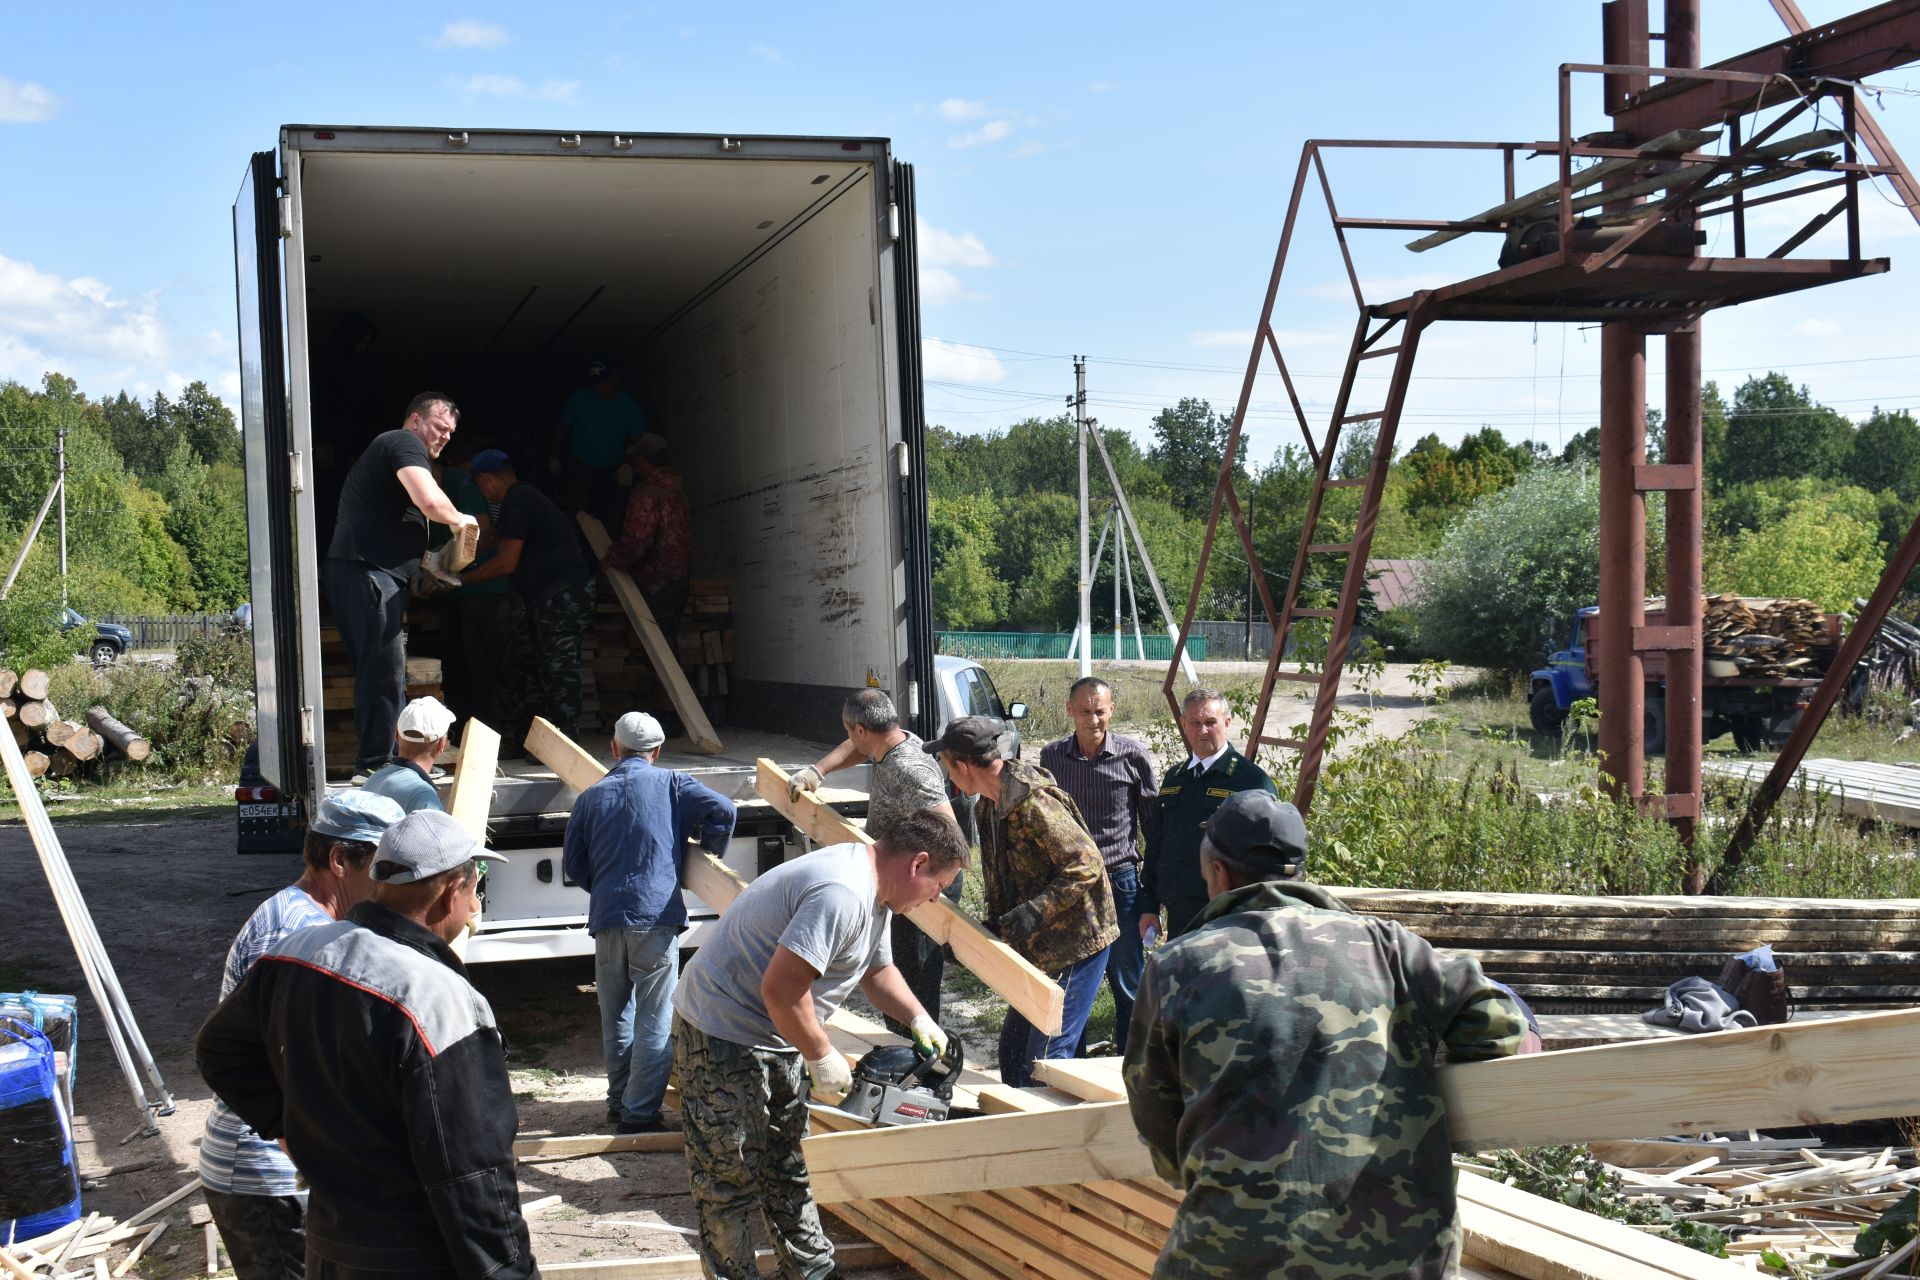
199, 789, 405, 1280
1038, 677, 1158, 1053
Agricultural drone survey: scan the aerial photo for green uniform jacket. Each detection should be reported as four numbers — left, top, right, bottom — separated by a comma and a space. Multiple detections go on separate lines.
1123, 880, 1529, 1280
1140, 748, 1276, 936
976, 759, 1119, 974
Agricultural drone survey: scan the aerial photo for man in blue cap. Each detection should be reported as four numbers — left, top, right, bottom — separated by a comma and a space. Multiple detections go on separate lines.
458, 449, 598, 743
199, 788, 406, 1280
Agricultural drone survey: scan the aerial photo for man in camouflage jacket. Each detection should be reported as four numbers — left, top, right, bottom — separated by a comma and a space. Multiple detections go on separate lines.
1124, 791, 1530, 1279
926, 716, 1118, 1086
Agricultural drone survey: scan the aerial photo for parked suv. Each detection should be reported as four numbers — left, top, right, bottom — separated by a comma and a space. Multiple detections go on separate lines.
61, 608, 133, 665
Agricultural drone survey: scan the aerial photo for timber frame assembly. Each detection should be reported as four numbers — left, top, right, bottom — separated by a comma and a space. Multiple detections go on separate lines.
1167, 1, 1920, 889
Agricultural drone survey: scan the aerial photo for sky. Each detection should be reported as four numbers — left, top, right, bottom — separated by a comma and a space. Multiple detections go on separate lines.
3, 1, 1919, 464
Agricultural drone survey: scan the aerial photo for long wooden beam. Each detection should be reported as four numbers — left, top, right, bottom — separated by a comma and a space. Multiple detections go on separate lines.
446, 717, 500, 960
802, 1008, 1920, 1204
575, 513, 722, 754
754, 757, 1065, 1035
542, 1242, 893, 1278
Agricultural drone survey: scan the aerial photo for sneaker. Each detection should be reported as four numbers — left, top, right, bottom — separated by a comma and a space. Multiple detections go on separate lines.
616, 1117, 670, 1135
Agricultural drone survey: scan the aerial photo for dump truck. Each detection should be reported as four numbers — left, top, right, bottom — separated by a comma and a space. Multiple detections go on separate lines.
1529, 599, 1841, 753
228, 123, 998, 959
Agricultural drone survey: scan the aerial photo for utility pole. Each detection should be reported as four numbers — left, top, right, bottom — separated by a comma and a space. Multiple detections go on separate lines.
1075, 357, 1091, 679
1113, 500, 1122, 664
1244, 486, 1255, 661
56, 428, 68, 610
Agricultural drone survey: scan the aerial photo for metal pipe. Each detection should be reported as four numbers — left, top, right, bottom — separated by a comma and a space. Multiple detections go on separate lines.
1666, 327, 1704, 866
56, 429, 67, 611
1597, 325, 1648, 803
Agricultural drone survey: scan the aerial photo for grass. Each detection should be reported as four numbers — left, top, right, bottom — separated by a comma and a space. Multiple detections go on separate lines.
0, 779, 234, 824
976, 659, 1272, 755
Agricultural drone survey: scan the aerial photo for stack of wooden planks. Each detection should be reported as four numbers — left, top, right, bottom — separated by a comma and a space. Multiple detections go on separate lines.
580, 593, 660, 737
1, 669, 149, 780
318, 620, 443, 775
1330, 886, 1920, 1014
677, 580, 733, 707
1705, 756, 1920, 832
1702, 594, 1838, 678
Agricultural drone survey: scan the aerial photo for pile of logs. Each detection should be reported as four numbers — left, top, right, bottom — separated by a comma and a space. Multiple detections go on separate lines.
1703, 594, 1838, 679
2, 668, 152, 780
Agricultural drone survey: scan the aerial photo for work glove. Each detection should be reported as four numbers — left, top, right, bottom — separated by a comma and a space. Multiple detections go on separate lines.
806, 1051, 853, 1102
789, 765, 825, 802
908, 1014, 949, 1061
994, 901, 1040, 945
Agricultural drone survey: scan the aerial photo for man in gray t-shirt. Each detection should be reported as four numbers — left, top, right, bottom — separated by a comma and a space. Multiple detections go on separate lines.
671, 810, 970, 1280
789, 688, 960, 1022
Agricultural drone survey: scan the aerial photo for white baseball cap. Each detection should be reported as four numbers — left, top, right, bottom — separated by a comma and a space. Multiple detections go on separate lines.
614, 711, 666, 751
396, 696, 456, 743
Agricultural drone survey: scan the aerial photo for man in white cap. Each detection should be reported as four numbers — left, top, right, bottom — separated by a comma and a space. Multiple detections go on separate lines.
360, 696, 455, 812
563, 710, 736, 1134
198, 810, 533, 1279
199, 789, 406, 1280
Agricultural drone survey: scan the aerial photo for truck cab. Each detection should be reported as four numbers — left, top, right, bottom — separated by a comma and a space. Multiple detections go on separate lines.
1529, 607, 1596, 734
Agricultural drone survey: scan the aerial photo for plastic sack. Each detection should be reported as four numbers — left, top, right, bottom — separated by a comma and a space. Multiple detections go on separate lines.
0, 1016, 80, 1241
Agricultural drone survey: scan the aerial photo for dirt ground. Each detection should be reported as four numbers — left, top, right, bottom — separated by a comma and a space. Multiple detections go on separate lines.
0, 808, 905, 1278
0, 661, 1457, 1276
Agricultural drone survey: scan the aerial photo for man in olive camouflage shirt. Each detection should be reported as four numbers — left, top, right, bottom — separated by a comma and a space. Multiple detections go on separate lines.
1124, 791, 1530, 1279
927, 715, 1117, 1086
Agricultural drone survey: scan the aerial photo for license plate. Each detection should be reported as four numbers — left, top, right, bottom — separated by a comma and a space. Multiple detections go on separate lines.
239, 803, 288, 818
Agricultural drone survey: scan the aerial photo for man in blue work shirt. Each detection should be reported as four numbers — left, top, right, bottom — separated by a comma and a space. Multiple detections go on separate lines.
563, 710, 736, 1133
361, 697, 454, 815
555, 358, 648, 532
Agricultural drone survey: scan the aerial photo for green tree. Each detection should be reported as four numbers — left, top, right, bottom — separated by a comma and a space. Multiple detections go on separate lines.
1850, 408, 1920, 506
160, 444, 251, 609
1149, 398, 1241, 518
930, 494, 1008, 629
1718, 372, 1854, 487
1414, 465, 1666, 674
1712, 492, 1885, 612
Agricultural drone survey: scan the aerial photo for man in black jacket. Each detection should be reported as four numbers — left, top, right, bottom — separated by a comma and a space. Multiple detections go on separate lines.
197, 809, 535, 1280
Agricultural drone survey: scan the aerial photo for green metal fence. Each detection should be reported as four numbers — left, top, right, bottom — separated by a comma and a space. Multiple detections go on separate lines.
935, 631, 1208, 660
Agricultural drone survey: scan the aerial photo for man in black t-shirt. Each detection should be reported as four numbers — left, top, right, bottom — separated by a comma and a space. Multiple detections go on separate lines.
460, 450, 597, 744
324, 392, 475, 777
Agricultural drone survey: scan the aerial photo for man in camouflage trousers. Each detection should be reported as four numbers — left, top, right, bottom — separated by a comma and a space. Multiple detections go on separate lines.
928, 715, 1117, 1087
1123, 791, 1530, 1279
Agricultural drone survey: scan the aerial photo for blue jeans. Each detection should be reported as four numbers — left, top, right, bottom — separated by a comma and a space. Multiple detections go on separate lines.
595, 926, 679, 1124
998, 946, 1110, 1088
1084, 862, 1143, 1056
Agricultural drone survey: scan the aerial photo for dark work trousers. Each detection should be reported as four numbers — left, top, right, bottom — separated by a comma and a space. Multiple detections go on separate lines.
883, 871, 963, 1036
438, 590, 508, 738
204, 1186, 307, 1280
641, 577, 691, 665
563, 457, 627, 536
324, 557, 407, 774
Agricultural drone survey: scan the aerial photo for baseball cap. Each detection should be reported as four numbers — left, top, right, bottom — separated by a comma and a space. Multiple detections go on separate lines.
922, 715, 1016, 762
468, 448, 513, 476
312, 789, 407, 844
396, 695, 456, 743
614, 711, 666, 751
586, 358, 613, 380
1201, 791, 1309, 874
629, 433, 670, 464
371, 809, 506, 885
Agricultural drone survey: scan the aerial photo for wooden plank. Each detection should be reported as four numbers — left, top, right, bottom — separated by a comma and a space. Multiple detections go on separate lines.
756, 758, 1065, 1036
448, 717, 499, 839
1031, 1058, 1126, 1102
805, 1009, 1920, 1202
1458, 1171, 1752, 1279
1328, 886, 1920, 921
514, 1131, 686, 1158
541, 1242, 892, 1278
576, 513, 721, 754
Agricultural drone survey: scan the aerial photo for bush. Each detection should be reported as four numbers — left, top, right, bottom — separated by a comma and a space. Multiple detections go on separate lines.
1414, 466, 1665, 676
45, 639, 255, 782
0, 570, 85, 673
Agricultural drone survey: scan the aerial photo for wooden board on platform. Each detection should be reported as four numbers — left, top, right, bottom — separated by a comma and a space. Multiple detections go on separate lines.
576, 514, 721, 754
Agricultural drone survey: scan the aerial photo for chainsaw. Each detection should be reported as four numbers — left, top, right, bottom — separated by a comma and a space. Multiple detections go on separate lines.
835, 1035, 966, 1127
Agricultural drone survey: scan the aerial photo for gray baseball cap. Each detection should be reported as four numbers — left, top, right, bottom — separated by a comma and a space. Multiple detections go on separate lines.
614, 711, 665, 751
312, 789, 407, 844
371, 809, 506, 885
1202, 791, 1308, 875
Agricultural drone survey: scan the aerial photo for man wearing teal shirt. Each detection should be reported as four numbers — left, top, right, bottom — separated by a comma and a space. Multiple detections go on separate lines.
557, 359, 648, 530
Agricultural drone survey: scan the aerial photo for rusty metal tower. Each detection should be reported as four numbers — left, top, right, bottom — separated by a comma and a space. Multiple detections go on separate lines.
1169, 0, 1920, 888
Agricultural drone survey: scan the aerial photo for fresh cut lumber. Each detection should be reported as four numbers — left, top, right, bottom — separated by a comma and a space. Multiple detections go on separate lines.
801, 1007, 1920, 1204
17, 668, 50, 700
85, 707, 151, 762
575, 514, 721, 754
446, 716, 500, 962
755, 757, 1066, 1036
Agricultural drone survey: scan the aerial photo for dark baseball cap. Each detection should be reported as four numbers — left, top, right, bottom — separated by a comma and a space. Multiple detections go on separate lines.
586, 358, 614, 380
1202, 791, 1308, 874
922, 715, 1015, 762
468, 448, 513, 476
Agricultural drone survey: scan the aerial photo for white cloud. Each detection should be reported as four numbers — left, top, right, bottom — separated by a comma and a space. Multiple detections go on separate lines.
0, 253, 232, 402
452, 74, 578, 102
938, 98, 992, 121
433, 20, 508, 49
1087, 81, 1124, 93
923, 339, 1006, 384
918, 220, 993, 269
920, 267, 987, 305
1793, 318, 1841, 337
949, 120, 1013, 150
1010, 141, 1047, 159
0, 77, 56, 123
753, 43, 787, 66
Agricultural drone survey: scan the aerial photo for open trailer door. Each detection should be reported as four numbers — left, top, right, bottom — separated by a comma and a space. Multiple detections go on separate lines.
891, 160, 939, 742
233, 151, 306, 796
